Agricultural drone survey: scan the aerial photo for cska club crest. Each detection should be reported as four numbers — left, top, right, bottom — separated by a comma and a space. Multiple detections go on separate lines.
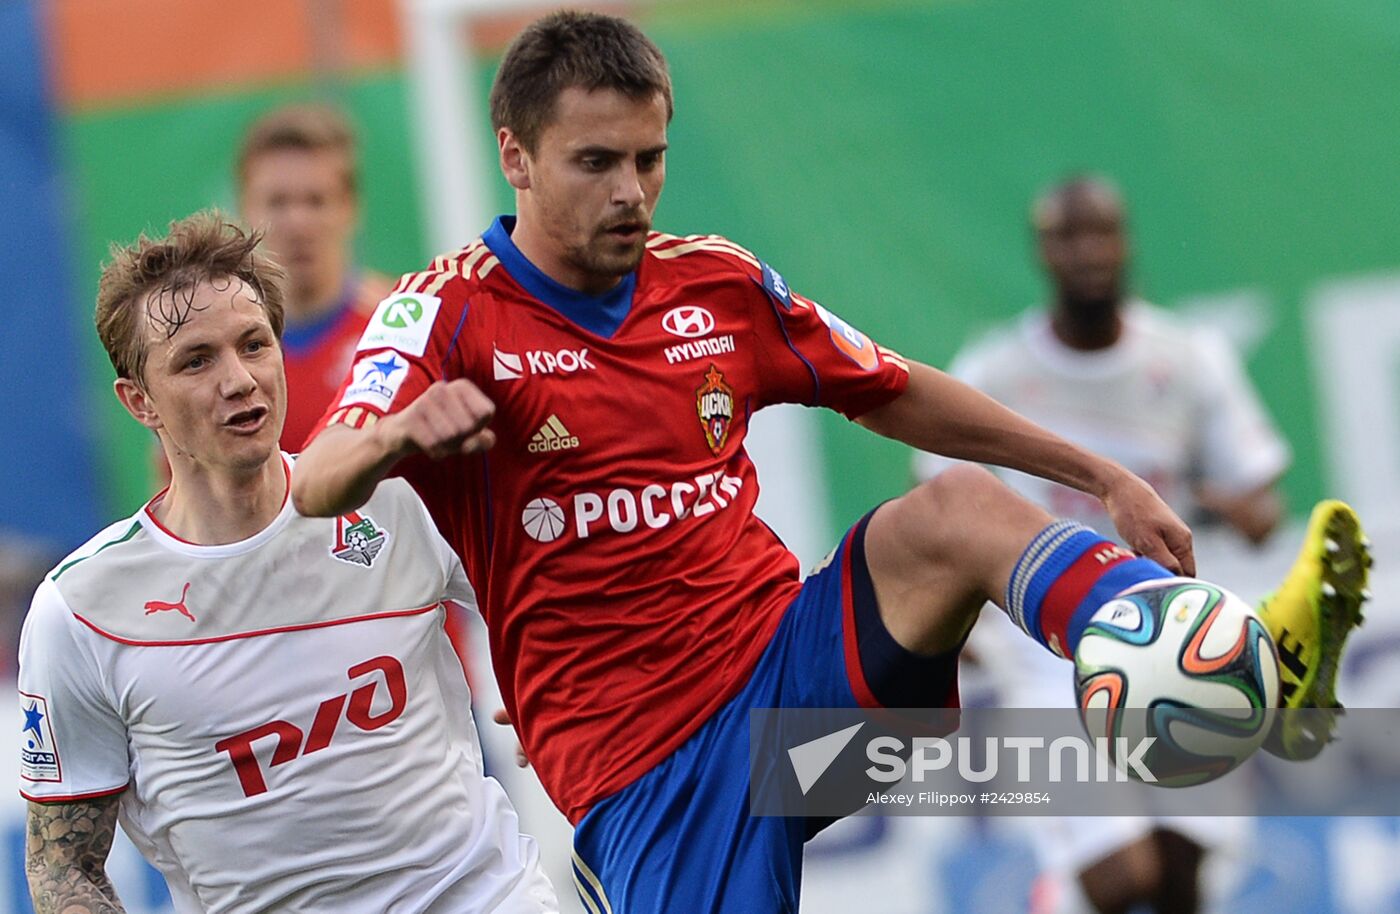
332, 511, 388, 567
695, 364, 735, 455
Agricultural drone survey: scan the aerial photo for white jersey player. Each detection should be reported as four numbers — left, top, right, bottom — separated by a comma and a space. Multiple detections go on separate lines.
915, 301, 1288, 545
20, 212, 556, 914
915, 178, 1289, 914
916, 296, 1290, 699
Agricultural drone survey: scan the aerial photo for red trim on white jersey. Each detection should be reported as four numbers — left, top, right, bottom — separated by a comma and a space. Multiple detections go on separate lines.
72, 603, 441, 647
143, 458, 292, 546
21, 783, 128, 803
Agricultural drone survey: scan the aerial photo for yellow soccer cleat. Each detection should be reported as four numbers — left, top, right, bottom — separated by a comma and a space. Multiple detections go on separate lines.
1257, 500, 1372, 760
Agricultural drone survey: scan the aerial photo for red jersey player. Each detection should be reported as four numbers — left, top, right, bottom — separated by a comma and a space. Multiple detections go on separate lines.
293, 12, 1370, 913
236, 104, 391, 452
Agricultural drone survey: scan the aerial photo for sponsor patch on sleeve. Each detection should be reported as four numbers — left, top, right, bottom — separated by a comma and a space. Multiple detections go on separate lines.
759, 262, 793, 311
357, 292, 442, 357
339, 351, 410, 411
20, 692, 61, 783
812, 302, 880, 371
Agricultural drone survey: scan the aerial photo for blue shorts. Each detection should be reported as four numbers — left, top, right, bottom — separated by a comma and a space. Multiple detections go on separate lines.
570, 512, 963, 914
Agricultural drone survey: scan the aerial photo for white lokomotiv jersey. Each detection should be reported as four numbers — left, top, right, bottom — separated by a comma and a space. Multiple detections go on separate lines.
18, 456, 557, 914
916, 302, 1289, 536
915, 303, 1290, 707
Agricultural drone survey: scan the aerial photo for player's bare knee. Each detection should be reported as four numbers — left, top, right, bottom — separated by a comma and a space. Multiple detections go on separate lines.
925, 462, 1005, 507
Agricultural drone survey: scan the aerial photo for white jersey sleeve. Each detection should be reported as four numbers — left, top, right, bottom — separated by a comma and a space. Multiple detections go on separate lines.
407, 484, 478, 611
1191, 327, 1291, 494
18, 579, 129, 801
445, 554, 475, 609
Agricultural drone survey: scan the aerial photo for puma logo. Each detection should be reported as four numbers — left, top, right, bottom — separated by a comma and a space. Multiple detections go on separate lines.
144, 582, 195, 622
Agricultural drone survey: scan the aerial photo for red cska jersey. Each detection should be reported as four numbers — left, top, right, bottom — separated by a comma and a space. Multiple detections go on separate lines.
318, 217, 909, 822
281, 272, 391, 452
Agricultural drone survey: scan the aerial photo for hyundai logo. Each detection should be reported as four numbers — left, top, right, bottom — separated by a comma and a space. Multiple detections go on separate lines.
661, 305, 716, 339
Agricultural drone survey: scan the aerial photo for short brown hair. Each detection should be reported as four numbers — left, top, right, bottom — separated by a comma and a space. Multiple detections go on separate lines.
96, 211, 286, 382
236, 103, 358, 194
490, 10, 673, 152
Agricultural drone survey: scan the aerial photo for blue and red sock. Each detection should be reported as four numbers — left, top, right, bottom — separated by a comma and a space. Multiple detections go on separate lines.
1005, 521, 1174, 658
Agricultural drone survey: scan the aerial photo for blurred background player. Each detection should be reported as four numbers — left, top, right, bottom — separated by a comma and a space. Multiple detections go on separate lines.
236, 103, 392, 452
238, 100, 487, 712
915, 175, 1291, 914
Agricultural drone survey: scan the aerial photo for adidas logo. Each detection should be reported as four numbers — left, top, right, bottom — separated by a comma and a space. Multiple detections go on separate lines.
528, 415, 580, 454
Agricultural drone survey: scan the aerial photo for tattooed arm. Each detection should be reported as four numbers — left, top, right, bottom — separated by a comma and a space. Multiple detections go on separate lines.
25, 796, 125, 914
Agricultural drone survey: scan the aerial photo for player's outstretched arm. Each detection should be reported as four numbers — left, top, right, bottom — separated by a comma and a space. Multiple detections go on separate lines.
859, 361, 1195, 575
293, 378, 497, 517
26, 796, 125, 914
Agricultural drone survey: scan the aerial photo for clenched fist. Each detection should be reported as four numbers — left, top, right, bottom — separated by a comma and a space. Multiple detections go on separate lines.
380, 379, 498, 460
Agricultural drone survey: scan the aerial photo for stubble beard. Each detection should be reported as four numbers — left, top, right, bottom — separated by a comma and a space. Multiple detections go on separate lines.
566, 232, 648, 288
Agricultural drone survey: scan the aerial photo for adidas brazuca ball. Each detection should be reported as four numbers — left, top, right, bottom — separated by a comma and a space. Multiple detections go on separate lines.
1074, 578, 1280, 787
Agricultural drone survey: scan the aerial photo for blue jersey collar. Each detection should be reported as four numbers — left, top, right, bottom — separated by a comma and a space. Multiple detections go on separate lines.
280, 277, 358, 354
483, 216, 635, 339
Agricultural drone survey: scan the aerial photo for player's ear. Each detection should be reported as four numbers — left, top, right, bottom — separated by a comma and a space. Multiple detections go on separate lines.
114, 377, 163, 431
498, 128, 531, 191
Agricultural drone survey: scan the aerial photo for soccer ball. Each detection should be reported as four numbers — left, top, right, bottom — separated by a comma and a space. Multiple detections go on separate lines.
1074, 578, 1280, 787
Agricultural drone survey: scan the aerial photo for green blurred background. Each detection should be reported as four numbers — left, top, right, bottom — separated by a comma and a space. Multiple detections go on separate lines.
59, 0, 1400, 536
9, 3, 1400, 913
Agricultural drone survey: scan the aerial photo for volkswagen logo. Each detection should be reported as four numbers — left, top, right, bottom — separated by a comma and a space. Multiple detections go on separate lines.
661, 305, 716, 339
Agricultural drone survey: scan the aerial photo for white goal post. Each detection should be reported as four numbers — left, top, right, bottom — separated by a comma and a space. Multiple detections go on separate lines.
401, 0, 681, 253
400, 0, 522, 255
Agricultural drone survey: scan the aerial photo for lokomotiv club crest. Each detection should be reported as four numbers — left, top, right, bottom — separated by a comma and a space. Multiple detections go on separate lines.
695, 364, 735, 455
332, 511, 388, 567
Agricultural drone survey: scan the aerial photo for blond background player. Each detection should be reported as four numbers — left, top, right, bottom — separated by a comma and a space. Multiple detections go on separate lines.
19, 213, 556, 913
236, 103, 393, 452
148, 105, 389, 484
